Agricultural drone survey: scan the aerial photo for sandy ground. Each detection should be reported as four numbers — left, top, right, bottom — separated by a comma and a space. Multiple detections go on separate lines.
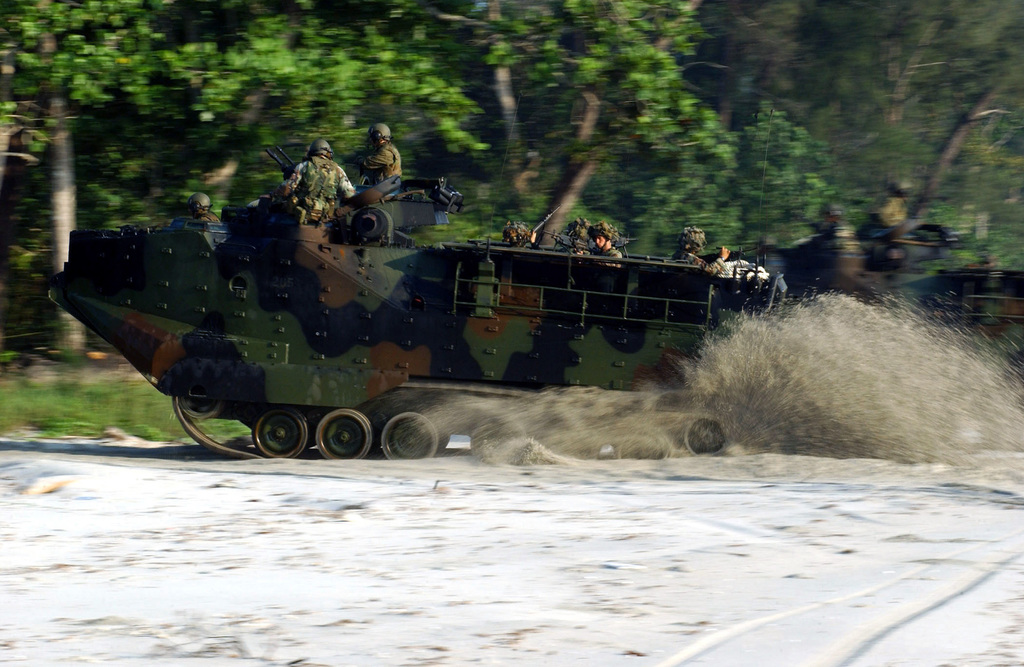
5, 295, 1024, 665
2, 437, 1023, 666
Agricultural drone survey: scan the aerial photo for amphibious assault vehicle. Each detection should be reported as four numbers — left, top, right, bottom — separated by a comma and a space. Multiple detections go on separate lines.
50, 172, 785, 460
767, 215, 1024, 356
764, 215, 962, 297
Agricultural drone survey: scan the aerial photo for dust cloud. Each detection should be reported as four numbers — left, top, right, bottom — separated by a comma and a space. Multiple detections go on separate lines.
683, 294, 1024, 463
426, 294, 1024, 465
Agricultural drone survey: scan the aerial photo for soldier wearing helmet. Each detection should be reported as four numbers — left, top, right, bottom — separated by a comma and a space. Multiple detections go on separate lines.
877, 180, 911, 228
273, 138, 356, 225
817, 203, 860, 253
588, 220, 623, 258
187, 192, 219, 222
360, 122, 402, 185
672, 226, 730, 275
561, 217, 592, 254
502, 220, 537, 247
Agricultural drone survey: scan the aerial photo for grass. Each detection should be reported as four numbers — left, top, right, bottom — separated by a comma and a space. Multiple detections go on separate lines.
0, 368, 249, 442
0, 375, 185, 440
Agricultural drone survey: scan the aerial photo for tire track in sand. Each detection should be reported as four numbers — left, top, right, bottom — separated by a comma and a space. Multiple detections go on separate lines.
653, 526, 1024, 667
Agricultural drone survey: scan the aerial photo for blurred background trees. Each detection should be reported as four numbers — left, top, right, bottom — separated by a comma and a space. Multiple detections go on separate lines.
2, 0, 1024, 356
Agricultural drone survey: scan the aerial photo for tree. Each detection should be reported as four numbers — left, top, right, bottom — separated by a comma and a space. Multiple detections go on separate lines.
691, 0, 1024, 262
2, 0, 171, 354
0, 0, 491, 354
427, 0, 731, 239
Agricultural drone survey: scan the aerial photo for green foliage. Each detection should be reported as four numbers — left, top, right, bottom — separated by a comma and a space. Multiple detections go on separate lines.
499, 0, 711, 154
4, 0, 1024, 355
0, 376, 187, 440
578, 106, 833, 256
733, 105, 837, 245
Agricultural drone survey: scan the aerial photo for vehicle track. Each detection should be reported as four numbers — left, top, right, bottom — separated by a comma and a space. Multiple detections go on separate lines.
654, 526, 1024, 667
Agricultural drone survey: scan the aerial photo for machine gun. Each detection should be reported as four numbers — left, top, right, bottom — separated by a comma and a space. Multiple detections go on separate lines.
613, 236, 636, 253
550, 232, 590, 254
266, 146, 297, 178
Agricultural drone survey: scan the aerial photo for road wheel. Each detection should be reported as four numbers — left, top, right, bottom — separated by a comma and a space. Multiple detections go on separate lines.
684, 418, 727, 455
252, 407, 309, 459
315, 409, 373, 460
381, 412, 439, 460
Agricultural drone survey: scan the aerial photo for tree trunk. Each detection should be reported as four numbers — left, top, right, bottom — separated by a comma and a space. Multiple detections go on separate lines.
912, 88, 1000, 219
0, 47, 20, 358
0, 127, 26, 358
538, 90, 601, 244
718, 30, 735, 130
489, 1, 518, 144
886, 20, 940, 127
50, 91, 85, 354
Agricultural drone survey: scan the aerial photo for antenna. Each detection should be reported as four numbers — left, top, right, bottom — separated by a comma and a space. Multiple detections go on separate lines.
757, 108, 775, 267
488, 94, 522, 232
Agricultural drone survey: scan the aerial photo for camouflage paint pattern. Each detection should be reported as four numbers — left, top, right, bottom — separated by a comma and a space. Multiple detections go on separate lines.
50, 178, 780, 456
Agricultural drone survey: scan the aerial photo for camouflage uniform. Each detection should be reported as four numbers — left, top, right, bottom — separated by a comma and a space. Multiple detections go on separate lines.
361, 142, 402, 185
274, 155, 356, 225
589, 221, 623, 259
672, 227, 727, 276
502, 220, 534, 247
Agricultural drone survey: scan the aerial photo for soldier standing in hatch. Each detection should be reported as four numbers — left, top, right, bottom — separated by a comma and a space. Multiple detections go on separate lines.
588, 221, 623, 258
273, 138, 356, 225
672, 226, 730, 276
360, 123, 402, 185
818, 203, 860, 253
877, 181, 910, 228
187, 192, 219, 222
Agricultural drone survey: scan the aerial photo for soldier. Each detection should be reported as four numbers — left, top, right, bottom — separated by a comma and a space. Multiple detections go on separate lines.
562, 217, 591, 254
672, 226, 730, 276
360, 123, 402, 185
273, 138, 356, 225
502, 220, 536, 247
818, 203, 860, 253
588, 221, 623, 258
187, 192, 219, 222
877, 181, 910, 228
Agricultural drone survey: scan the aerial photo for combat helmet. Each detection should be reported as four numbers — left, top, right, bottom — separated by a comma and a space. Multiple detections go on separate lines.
502, 220, 532, 247
678, 226, 706, 253
307, 137, 333, 158
887, 180, 912, 197
565, 217, 591, 241
588, 220, 619, 241
368, 123, 392, 144
187, 192, 212, 217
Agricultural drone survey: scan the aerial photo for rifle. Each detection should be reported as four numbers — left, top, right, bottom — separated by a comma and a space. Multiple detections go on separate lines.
547, 230, 590, 254
266, 146, 296, 177
531, 205, 561, 237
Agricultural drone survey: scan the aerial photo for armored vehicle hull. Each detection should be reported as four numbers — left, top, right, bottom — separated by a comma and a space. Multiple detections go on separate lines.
767, 220, 1024, 360
50, 181, 783, 460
